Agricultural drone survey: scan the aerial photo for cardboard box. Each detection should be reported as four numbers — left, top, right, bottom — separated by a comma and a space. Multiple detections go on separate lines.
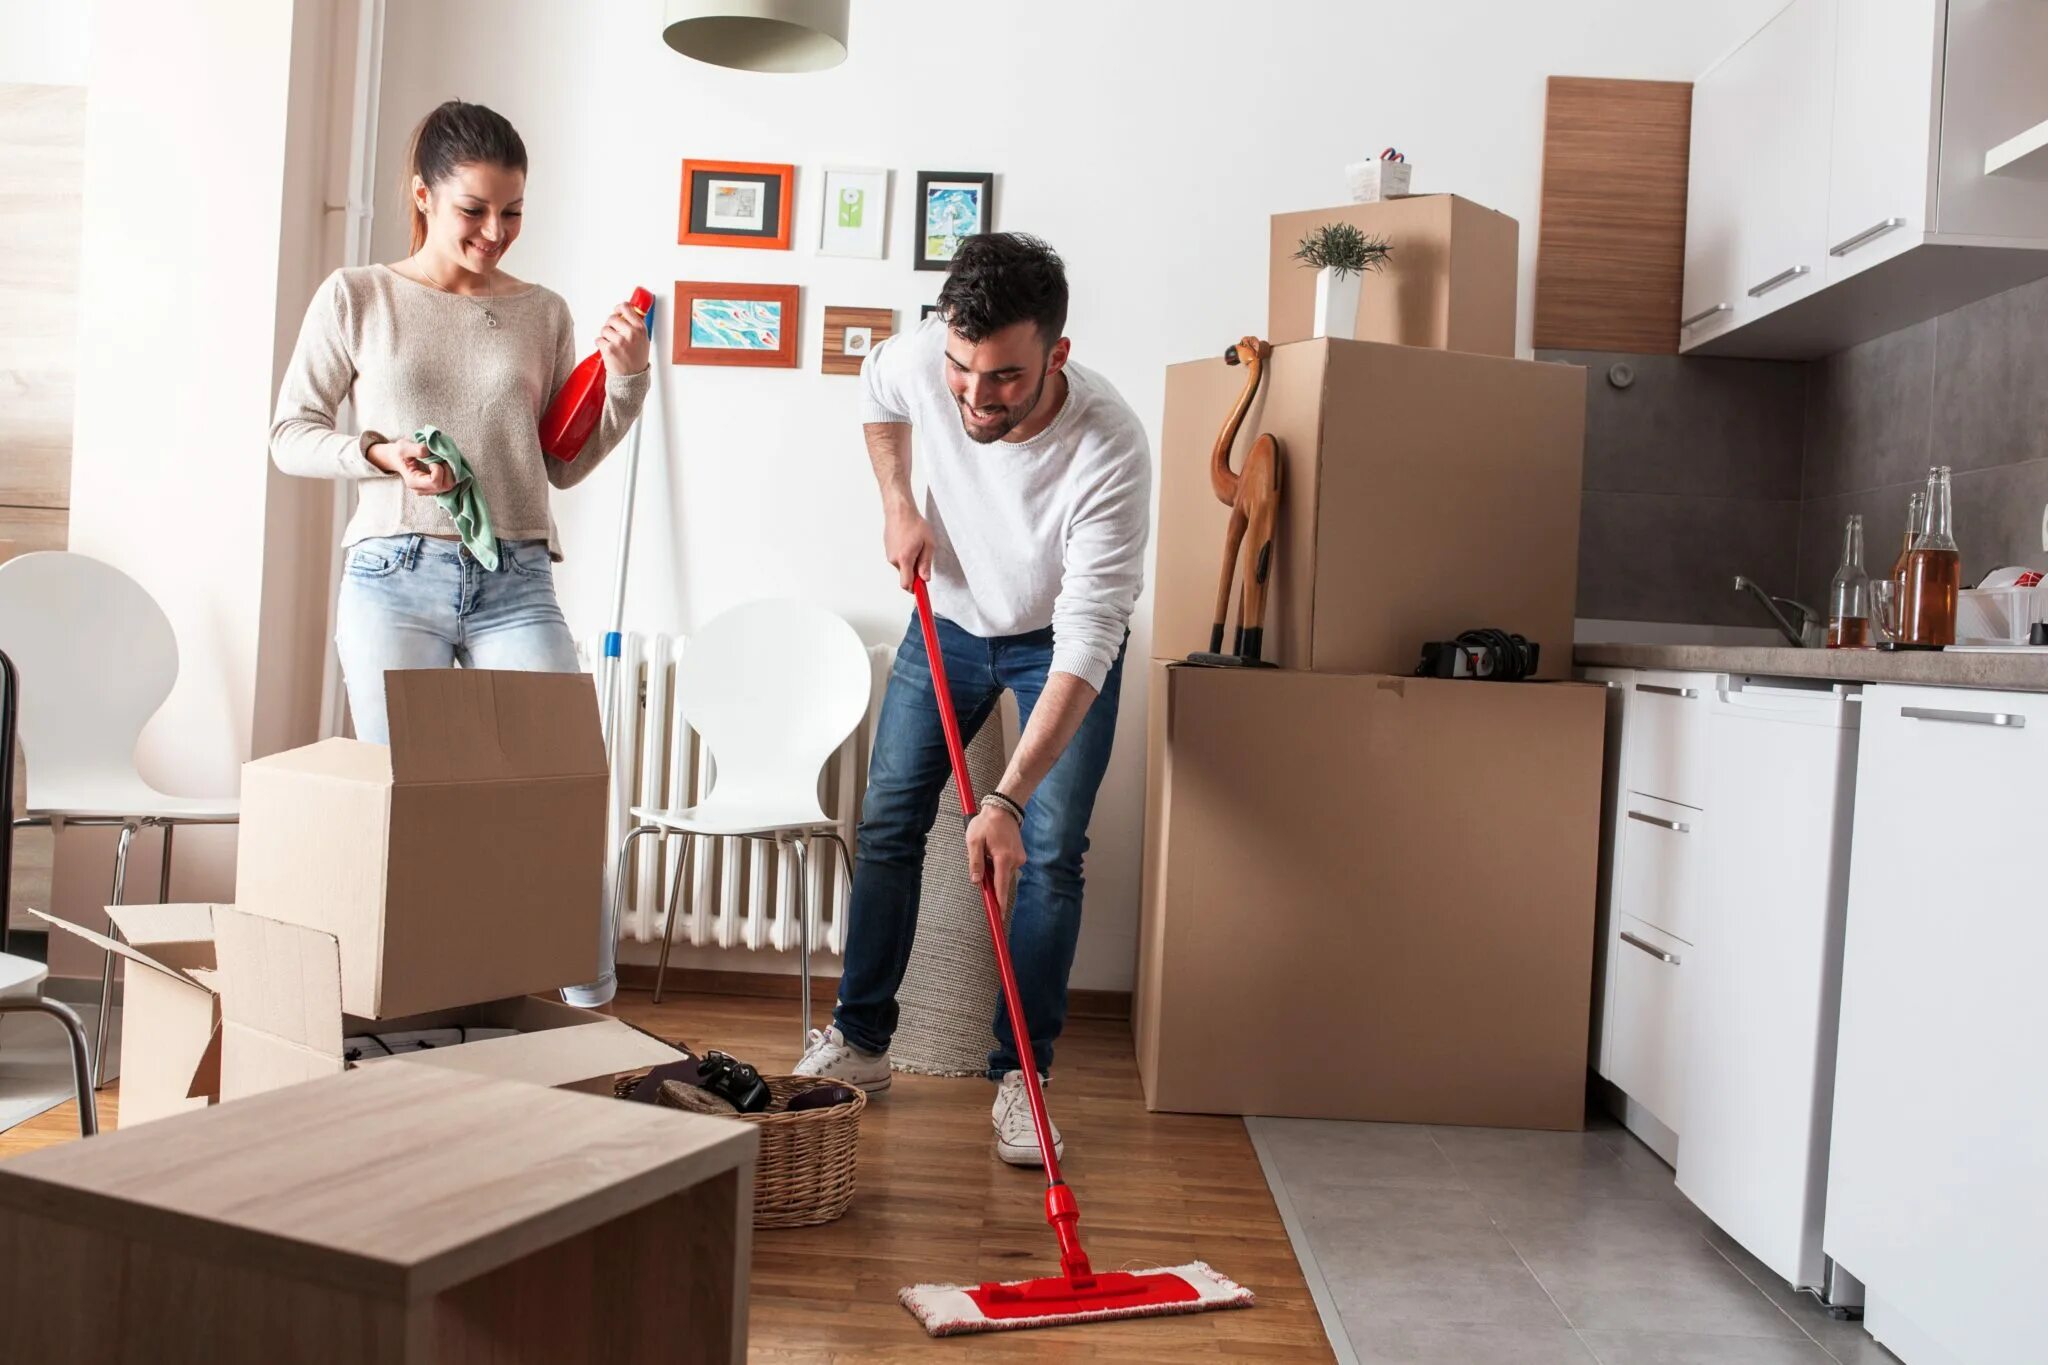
234, 669, 608, 1019
1154, 338, 1585, 675
1134, 662, 1604, 1129
30, 905, 222, 1127
209, 906, 679, 1101
1269, 194, 1519, 353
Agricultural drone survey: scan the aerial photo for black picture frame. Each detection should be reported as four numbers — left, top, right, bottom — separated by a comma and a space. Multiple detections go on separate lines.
913, 170, 994, 272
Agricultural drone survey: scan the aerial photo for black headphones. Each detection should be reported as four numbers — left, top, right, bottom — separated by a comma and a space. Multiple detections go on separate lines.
1415, 629, 1540, 681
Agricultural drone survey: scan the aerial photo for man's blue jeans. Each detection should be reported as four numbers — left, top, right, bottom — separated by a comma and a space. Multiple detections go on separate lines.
831, 612, 1126, 1079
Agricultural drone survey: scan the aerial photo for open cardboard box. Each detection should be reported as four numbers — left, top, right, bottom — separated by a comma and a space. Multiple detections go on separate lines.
30, 905, 222, 1127
210, 906, 680, 1101
234, 668, 608, 1019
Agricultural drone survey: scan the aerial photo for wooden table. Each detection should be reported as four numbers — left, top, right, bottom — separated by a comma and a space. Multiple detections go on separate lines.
0, 1061, 755, 1364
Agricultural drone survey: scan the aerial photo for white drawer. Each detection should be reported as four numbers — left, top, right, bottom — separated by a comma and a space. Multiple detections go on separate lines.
1607, 913, 1687, 1135
1625, 670, 1714, 809
1619, 793, 1702, 946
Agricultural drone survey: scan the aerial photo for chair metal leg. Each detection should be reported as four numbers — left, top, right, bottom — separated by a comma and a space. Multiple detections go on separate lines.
650, 833, 693, 1007
157, 823, 174, 903
605, 824, 661, 1003
0, 998, 99, 1136
93, 820, 142, 1090
788, 833, 813, 1047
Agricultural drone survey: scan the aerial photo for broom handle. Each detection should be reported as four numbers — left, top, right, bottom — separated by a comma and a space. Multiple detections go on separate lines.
911, 581, 1066, 1189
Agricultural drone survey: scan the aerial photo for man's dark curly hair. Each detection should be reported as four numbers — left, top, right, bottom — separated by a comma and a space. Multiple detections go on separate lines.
935, 233, 1069, 348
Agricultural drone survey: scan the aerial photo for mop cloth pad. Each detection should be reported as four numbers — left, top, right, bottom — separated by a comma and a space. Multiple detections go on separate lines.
411, 424, 498, 569
899, 1261, 1254, 1337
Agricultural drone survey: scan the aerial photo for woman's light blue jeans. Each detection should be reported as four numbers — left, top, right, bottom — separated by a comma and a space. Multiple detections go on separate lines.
334, 534, 579, 745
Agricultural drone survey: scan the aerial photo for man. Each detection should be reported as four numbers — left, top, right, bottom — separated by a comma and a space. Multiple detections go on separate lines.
795, 233, 1151, 1166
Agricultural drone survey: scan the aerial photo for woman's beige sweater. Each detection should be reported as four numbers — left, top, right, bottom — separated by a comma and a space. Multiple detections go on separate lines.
270, 264, 650, 557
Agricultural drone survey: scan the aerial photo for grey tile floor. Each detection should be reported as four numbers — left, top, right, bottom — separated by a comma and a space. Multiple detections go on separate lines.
1248, 1109, 1901, 1365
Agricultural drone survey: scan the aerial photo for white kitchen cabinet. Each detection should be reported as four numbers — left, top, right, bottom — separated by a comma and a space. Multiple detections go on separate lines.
1678, 677, 1860, 1298
1578, 666, 1636, 1075
1734, 0, 1836, 316
1683, 0, 2048, 358
1825, 0, 1941, 284
1607, 913, 1687, 1155
1678, 43, 1750, 346
1623, 671, 1714, 809
1618, 793, 1702, 946
1826, 685, 2048, 1365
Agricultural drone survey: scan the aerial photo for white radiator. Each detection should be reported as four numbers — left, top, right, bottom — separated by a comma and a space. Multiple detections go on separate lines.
581, 632, 894, 956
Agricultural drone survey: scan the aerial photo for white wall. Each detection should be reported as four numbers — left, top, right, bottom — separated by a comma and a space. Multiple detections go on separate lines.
370, 0, 1782, 991
0, 0, 90, 85
46, 0, 344, 973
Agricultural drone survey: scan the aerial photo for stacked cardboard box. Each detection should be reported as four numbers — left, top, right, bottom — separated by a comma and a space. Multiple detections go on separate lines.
45, 670, 679, 1126
1134, 199, 1606, 1129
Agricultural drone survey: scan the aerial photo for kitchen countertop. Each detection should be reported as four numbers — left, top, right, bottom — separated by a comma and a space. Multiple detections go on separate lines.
1573, 642, 2048, 693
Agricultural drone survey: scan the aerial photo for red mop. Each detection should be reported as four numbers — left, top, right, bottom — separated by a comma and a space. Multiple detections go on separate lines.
897, 579, 1255, 1337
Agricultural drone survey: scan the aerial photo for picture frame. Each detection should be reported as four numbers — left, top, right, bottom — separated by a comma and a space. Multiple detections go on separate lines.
678, 160, 795, 250
672, 281, 801, 368
921, 303, 943, 322
822, 306, 894, 376
817, 166, 889, 259
914, 170, 994, 271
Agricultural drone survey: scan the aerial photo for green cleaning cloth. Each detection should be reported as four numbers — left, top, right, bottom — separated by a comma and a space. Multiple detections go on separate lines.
411, 425, 498, 570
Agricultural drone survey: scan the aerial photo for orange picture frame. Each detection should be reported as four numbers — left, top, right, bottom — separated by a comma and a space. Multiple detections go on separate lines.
678, 159, 795, 251
672, 281, 801, 369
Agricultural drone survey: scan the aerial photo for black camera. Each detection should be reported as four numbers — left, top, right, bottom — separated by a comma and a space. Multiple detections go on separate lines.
698, 1050, 771, 1114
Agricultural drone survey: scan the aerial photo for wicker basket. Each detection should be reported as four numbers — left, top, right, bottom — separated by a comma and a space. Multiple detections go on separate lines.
616, 1071, 866, 1229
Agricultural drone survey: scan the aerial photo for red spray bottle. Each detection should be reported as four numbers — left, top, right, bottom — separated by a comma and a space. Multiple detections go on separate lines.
539, 286, 655, 461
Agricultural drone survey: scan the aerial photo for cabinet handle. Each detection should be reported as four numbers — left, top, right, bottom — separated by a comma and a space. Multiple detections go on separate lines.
1627, 810, 1692, 834
1747, 264, 1812, 297
1634, 683, 1699, 699
1829, 216, 1907, 257
1901, 705, 2027, 729
1621, 931, 1681, 965
1680, 302, 1731, 329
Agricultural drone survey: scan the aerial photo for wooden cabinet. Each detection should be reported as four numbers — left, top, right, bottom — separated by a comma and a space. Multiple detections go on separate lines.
1682, 0, 2048, 357
1825, 684, 2048, 1365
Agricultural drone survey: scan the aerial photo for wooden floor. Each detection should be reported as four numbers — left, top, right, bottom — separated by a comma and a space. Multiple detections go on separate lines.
2, 991, 1332, 1363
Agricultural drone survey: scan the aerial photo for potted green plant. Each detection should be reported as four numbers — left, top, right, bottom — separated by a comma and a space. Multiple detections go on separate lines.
1293, 223, 1393, 340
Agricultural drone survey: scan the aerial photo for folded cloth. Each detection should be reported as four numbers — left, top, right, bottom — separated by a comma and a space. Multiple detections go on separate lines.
411, 424, 497, 569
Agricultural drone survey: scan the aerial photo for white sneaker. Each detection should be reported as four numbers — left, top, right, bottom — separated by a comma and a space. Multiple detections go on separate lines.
992, 1070, 1064, 1167
792, 1026, 892, 1093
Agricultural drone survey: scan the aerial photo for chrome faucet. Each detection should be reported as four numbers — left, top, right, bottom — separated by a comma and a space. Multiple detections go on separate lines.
1733, 576, 1821, 647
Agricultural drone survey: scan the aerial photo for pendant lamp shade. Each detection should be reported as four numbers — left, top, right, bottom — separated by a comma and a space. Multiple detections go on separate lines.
662, 0, 849, 73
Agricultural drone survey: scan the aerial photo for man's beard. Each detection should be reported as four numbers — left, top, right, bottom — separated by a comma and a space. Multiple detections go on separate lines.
956, 369, 1046, 445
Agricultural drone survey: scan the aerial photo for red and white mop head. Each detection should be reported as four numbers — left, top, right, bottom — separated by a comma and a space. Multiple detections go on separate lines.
900, 1261, 1255, 1337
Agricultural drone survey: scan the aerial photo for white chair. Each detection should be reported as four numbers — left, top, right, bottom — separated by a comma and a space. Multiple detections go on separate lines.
0, 951, 99, 1136
614, 600, 872, 1044
0, 553, 239, 1088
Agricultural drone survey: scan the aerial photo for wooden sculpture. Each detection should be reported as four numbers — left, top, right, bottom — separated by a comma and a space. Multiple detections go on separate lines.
1191, 336, 1283, 666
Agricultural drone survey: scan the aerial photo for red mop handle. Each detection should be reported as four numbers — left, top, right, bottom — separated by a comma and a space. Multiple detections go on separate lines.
911, 580, 1095, 1284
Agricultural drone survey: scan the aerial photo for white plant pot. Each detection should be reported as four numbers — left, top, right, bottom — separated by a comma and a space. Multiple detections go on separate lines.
1313, 267, 1361, 340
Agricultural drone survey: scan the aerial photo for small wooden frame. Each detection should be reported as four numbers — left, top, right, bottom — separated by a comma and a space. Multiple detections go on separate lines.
678, 159, 795, 251
821, 307, 894, 376
673, 281, 801, 369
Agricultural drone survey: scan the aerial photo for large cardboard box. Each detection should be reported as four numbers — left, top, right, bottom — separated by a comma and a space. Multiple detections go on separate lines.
1154, 338, 1585, 674
209, 906, 679, 1102
30, 905, 222, 1127
234, 669, 607, 1018
1269, 194, 1519, 353
1134, 662, 1604, 1129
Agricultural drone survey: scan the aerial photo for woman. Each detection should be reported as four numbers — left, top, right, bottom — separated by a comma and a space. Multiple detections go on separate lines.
271, 99, 649, 744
